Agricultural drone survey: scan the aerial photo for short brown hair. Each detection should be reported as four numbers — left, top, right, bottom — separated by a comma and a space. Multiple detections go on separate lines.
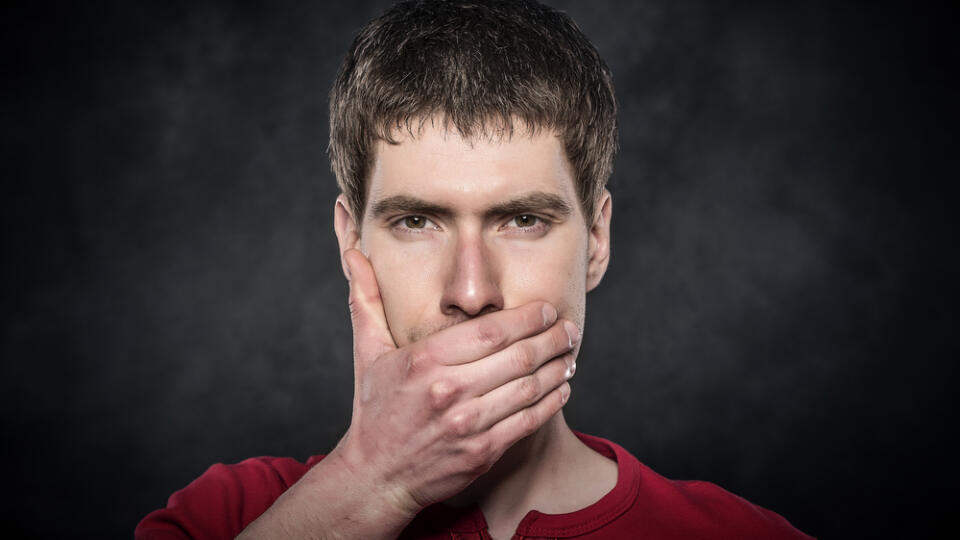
328, 0, 617, 223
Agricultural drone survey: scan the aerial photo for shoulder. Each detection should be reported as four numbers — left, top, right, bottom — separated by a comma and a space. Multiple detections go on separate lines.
135, 455, 326, 540
643, 474, 815, 539
577, 433, 813, 539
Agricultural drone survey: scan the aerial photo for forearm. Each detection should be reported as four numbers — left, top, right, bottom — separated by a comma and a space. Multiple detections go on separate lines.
236, 451, 416, 540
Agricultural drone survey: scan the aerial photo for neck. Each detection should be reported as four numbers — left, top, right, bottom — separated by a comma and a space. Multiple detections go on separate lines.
447, 412, 618, 524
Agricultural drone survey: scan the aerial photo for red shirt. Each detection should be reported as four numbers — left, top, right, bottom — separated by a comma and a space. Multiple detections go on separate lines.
137, 432, 813, 539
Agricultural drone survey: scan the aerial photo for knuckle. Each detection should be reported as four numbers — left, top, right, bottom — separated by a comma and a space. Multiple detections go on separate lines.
518, 408, 540, 436
518, 375, 541, 403
347, 297, 361, 320
511, 342, 538, 374
474, 319, 507, 349
347, 288, 379, 317
463, 438, 494, 470
428, 378, 459, 410
443, 409, 476, 438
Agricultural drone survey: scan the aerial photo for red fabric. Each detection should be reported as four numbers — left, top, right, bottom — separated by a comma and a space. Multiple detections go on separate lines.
136, 433, 813, 539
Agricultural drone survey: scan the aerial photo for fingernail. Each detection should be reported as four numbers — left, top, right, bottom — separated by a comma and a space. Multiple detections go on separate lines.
565, 358, 577, 379
344, 258, 352, 280
563, 321, 580, 348
560, 382, 570, 404
541, 304, 557, 327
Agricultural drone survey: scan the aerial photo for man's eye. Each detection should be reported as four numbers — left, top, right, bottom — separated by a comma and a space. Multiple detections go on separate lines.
404, 216, 427, 229
511, 215, 539, 228
500, 214, 550, 235
393, 215, 438, 232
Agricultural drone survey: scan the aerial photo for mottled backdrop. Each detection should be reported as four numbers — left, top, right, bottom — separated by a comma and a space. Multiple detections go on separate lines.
2, 1, 954, 537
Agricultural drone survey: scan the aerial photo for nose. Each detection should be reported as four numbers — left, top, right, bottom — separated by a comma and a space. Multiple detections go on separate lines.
440, 230, 504, 318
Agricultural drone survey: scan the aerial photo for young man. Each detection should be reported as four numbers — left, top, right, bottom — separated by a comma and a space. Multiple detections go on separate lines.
138, 1, 812, 538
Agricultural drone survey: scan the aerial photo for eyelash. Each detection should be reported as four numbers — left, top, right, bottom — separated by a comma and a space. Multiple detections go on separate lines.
391, 215, 440, 233
501, 214, 549, 234
389, 214, 551, 235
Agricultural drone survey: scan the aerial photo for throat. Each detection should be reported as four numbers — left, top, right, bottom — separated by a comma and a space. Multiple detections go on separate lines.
447, 414, 619, 540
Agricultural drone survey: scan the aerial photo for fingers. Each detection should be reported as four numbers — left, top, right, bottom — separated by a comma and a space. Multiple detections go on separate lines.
344, 249, 396, 373
458, 319, 578, 396
486, 376, 571, 450
434, 354, 572, 467
467, 353, 573, 433
413, 301, 559, 367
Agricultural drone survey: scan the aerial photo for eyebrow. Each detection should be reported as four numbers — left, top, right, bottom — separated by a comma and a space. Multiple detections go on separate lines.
369, 191, 573, 220
484, 192, 572, 219
369, 195, 454, 220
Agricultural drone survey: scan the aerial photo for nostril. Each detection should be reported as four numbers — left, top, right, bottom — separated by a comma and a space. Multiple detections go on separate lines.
477, 304, 500, 317
441, 301, 502, 319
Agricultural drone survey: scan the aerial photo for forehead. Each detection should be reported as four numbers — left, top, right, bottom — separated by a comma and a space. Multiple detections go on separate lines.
365, 123, 578, 214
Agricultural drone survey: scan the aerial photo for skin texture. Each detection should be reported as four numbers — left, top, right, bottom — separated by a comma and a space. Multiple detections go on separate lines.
237, 121, 613, 540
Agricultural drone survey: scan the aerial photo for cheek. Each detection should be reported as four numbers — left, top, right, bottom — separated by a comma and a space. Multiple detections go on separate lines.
364, 236, 443, 345
500, 235, 589, 327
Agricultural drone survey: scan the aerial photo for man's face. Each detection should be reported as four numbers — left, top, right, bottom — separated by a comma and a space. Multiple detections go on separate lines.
336, 121, 611, 353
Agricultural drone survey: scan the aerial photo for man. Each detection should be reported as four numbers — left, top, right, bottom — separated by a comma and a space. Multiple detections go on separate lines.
137, 1, 812, 538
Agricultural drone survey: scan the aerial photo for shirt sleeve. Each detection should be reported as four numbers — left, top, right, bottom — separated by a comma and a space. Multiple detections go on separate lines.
674, 480, 816, 539
135, 456, 314, 540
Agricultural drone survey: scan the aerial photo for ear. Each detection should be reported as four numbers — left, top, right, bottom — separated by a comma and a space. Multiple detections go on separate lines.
586, 189, 612, 292
334, 194, 362, 281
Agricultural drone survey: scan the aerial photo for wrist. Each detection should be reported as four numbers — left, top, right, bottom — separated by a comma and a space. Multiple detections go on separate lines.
315, 447, 420, 527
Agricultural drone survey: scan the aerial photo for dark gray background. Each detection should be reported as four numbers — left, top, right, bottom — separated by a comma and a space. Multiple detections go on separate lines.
2, 0, 955, 537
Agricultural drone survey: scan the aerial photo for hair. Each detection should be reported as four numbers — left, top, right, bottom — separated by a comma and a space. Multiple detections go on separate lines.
328, 0, 617, 223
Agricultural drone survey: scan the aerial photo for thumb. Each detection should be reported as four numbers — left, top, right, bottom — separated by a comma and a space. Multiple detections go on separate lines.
344, 249, 397, 376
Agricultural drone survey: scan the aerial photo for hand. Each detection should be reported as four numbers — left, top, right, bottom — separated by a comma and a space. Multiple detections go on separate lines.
333, 248, 577, 516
